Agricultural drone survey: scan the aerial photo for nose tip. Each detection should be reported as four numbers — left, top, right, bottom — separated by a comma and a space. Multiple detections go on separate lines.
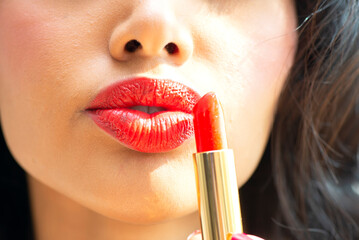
109, 4, 193, 66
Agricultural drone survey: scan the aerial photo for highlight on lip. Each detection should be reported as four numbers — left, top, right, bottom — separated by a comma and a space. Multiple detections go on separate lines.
86, 78, 200, 153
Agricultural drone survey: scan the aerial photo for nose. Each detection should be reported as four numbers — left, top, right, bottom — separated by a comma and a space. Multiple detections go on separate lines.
109, 2, 193, 66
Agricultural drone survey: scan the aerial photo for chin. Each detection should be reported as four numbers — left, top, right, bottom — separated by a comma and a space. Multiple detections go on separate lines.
89, 194, 198, 225
72, 178, 198, 224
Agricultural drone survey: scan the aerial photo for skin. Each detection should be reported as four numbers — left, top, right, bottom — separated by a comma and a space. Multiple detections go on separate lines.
0, 0, 297, 240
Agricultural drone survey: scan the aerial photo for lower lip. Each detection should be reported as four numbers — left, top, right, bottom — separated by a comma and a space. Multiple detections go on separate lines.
88, 108, 194, 153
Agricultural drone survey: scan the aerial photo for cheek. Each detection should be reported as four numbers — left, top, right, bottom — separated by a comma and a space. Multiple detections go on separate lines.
0, 2, 68, 171
232, 36, 296, 186
232, 4, 297, 185
0, 2, 52, 79
0, 2, 64, 114
190, 0, 297, 185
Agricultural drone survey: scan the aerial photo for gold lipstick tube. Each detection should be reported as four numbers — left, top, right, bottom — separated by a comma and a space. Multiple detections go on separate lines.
193, 149, 243, 240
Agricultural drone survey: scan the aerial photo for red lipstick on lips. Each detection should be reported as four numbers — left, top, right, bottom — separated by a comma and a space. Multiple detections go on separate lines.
192, 92, 243, 240
86, 78, 200, 153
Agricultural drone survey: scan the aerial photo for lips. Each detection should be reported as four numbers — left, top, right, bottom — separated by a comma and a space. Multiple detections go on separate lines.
86, 78, 200, 153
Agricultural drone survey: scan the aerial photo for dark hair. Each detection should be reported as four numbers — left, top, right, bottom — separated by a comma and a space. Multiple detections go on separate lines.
0, 1, 358, 240
241, 0, 359, 239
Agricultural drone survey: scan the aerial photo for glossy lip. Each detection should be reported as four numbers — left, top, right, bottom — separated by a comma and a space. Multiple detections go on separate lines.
86, 77, 201, 153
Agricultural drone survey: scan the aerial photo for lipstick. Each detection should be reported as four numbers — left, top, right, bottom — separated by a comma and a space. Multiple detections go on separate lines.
193, 92, 243, 240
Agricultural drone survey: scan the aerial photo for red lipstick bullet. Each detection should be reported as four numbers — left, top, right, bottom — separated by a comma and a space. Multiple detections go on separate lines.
193, 92, 228, 152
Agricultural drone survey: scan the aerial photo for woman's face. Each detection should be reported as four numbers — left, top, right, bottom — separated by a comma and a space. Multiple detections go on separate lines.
0, 0, 297, 223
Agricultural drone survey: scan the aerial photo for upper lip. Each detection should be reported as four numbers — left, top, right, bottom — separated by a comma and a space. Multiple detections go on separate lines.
86, 77, 200, 113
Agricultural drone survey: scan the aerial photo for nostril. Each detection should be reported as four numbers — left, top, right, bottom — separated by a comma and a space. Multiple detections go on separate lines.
165, 42, 179, 55
124, 40, 142, 53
